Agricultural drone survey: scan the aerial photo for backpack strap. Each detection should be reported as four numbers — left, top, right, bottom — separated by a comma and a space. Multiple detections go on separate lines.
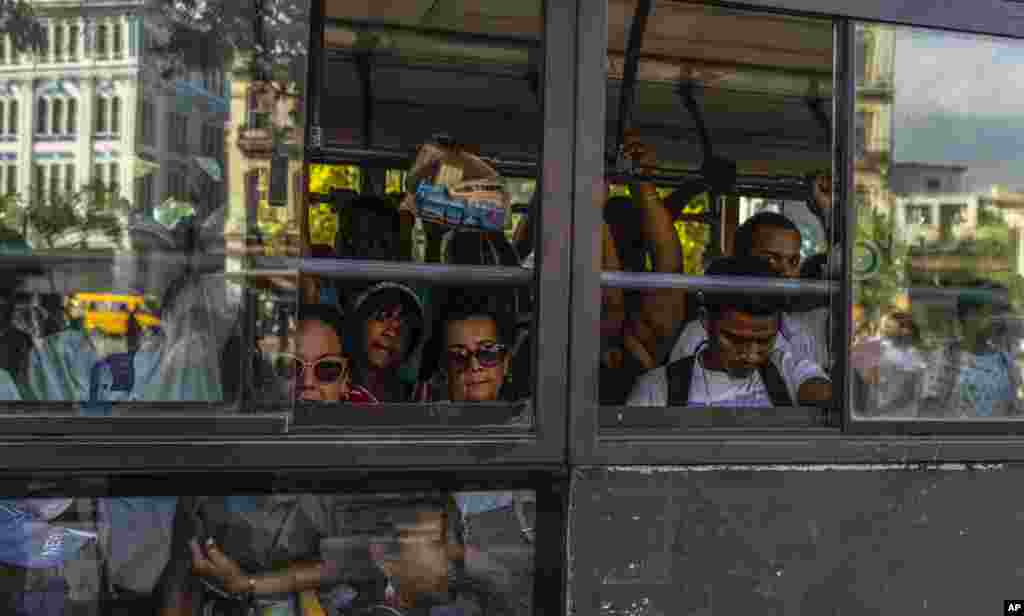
666, 355, 696, 407
759, 359, 793, 406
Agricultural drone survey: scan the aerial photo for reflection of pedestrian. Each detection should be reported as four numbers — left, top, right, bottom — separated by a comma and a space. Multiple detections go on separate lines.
852, 311, 927, 417
126, 307, 141, 353
930, 284, 1023, 417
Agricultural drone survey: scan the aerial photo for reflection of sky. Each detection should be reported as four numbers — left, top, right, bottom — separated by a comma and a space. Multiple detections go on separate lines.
892, 27, 1024, 190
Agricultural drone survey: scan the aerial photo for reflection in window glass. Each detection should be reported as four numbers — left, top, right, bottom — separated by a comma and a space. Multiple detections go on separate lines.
852, 24, 1024, 420
0, 1, 313, 413
0, 490, 534, 616
607, 1, 835, 412
314, 0, 542, 414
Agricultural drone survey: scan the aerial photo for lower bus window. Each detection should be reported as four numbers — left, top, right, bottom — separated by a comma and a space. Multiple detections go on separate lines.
0, 490, 535, 615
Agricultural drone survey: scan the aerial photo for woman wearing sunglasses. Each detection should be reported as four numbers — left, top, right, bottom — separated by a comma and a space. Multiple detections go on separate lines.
415, 290, 516, 404
257, 304, 376, 403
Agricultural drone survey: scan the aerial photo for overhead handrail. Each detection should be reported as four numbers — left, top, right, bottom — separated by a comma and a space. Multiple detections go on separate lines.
614, 0, 655, 168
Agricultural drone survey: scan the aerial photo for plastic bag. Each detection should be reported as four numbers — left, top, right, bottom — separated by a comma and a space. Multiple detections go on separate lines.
401, 141, 510, 233
0, 500, 96, 568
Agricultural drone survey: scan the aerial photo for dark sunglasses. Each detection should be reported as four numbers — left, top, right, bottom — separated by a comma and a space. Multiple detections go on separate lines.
446, 343, 507, 371
258, 352, 351, 384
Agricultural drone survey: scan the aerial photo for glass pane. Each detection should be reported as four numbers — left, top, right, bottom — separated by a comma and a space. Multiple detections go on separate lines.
604, 1, 836, 418
303, 0, 541, 418
852, 23, 1024, 420
0, 488, 535, 615
0, 1, 311, 417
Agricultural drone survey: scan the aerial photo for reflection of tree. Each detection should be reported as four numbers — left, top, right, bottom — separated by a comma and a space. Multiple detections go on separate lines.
909, 205, 1024, 310
24, 183, 124, 250
607, 185, 709, 274
307, 165, 361, 247
149, 0, 307, 93
674, 193, 710, 275
855, 205, 907, 326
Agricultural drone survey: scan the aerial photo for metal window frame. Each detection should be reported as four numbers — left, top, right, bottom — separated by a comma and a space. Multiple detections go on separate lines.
571, 0, 1024, 466
0, 466, 568, 616
0, 0, 571, 471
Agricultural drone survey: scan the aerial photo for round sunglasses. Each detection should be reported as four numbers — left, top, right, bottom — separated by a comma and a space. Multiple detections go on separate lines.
258, 352, 351, 384
446, 343, 507, 372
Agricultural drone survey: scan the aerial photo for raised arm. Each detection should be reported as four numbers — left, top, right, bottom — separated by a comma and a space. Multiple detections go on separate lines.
621, 133, 687, 369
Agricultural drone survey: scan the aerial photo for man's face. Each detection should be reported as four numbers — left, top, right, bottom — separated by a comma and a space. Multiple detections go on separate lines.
749, 225, 801, 278
364, 303, 409, 371
289, 319, 350, 402
392, 509, 456, 603
709, 308, 778, 378
446, 316, 510, 402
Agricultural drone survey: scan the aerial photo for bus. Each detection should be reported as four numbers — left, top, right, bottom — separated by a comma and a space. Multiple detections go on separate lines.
1, 1, 1023, 615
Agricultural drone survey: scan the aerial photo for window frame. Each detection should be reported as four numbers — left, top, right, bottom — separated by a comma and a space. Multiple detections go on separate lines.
570, 0, 1024, 467
0, 0, 572, 472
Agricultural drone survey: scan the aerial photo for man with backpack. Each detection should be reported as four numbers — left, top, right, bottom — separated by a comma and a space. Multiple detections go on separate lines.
627, 256, 831, 407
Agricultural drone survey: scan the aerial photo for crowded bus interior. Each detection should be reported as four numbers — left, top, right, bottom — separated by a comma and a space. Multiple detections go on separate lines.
0, 0, 1024, 613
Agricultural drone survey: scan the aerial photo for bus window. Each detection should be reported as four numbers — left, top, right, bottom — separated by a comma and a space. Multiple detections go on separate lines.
305, 0, 543, 417
851, 24, 1024, 421
0, 488, 536, 616
602, 1, 836, 418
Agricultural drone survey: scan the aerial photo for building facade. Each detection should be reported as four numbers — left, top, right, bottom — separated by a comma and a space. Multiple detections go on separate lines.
0, 0, 229, 250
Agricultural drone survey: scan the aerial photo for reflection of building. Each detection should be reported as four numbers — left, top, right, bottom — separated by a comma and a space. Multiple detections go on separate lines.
891, 162, 1024, 277
892, 163, 975, 243
0, 0, 228, 248
224, 55, 304, 256
855, 25, 896, 209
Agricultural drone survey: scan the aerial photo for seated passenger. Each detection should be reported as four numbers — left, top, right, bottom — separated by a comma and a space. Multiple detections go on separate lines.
669, 211, 829, 371
345, 282, 426, 403
159, 494, 344, 616
334, 494, 511, 616
628, 256, 831, 407
417, 290, 524, 408
256, 304, 374, 403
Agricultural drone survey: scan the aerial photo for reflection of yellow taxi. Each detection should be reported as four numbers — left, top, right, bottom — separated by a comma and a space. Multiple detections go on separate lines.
72, 292, 161, 336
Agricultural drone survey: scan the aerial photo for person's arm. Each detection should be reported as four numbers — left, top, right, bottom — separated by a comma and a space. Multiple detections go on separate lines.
778, 348, 833, 407
189, 539, 336, 596
601, 221, 627, 370
622, 134, 686, 370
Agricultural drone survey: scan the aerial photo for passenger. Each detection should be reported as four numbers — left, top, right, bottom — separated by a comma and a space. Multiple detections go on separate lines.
259, 303, 375, 403
803, 170, 843, 280
851, 310, 927, 417
335, 493, 511, 616
627, 256, 831, 407
599, 134, 687, 403
159, 494, 344, 616
0, 231, 32, 383
667, 211, 830, 372
345, 282, 426, 403
416, 289, 524, 407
